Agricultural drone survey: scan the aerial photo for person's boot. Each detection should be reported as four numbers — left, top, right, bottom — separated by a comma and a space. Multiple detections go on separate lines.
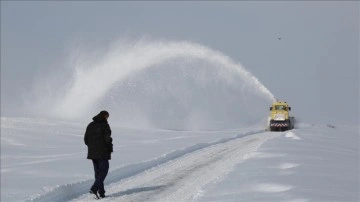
90, 187, 100, 199
99, 191, 106, 198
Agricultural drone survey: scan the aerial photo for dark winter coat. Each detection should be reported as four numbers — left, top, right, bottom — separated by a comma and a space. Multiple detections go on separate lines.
84, 114, 113, 160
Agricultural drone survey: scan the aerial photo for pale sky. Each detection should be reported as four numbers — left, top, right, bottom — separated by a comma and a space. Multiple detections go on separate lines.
1, 1, 359, 125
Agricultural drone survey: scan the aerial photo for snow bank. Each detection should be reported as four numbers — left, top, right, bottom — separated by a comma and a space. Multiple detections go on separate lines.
199, 125, 360, 202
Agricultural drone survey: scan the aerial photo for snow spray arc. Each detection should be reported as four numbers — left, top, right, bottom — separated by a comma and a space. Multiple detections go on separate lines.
50, 39, 275, 130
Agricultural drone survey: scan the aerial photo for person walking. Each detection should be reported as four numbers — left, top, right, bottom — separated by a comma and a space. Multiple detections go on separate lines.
84, 110, 113, 199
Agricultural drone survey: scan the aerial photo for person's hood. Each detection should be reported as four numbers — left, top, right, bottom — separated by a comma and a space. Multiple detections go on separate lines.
92, 114, 108, 123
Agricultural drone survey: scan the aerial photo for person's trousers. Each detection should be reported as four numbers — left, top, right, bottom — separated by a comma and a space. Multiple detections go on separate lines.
91, 159, 109, 194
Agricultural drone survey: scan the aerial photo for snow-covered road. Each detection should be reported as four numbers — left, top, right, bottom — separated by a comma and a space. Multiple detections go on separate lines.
72, 132, 281, 202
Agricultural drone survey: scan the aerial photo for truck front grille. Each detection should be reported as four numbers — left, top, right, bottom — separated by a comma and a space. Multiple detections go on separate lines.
270, 122, 288, 127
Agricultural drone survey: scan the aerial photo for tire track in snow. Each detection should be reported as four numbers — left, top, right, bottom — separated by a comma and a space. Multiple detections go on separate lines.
72, 132, 281, 202
28, 130, 278, 202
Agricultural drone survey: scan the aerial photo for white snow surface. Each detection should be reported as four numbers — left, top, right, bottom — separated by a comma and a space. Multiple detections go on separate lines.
1, 117, 359, 202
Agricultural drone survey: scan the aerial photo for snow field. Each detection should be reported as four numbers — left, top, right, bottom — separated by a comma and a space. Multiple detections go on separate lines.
1, 118, 358, 202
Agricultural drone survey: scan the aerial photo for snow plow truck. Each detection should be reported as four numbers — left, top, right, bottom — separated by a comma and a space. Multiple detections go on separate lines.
268, 101, 294, 131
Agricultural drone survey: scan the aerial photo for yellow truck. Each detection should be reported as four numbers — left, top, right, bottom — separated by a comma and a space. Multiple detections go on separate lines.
269, 101, 294, 131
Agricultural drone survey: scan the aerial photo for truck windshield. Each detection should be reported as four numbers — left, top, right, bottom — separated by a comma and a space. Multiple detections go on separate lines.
275, 105, 287, 111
